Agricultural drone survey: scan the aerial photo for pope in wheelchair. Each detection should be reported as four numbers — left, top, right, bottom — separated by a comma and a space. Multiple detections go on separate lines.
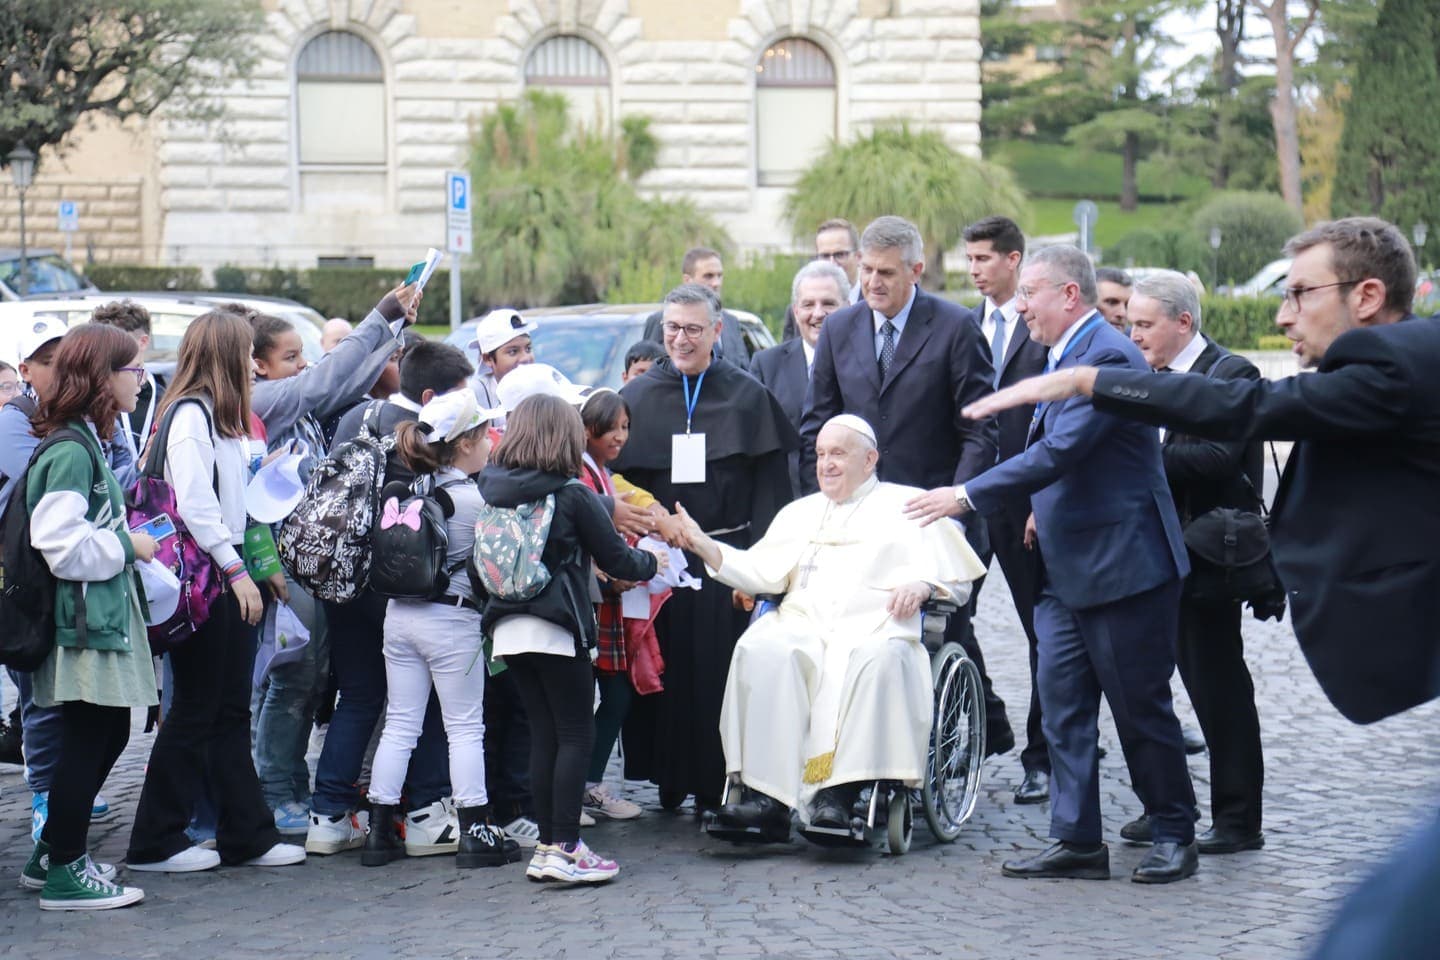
674, 415, 986, 847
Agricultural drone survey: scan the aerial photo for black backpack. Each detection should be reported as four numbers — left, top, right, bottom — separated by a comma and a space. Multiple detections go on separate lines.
368, 476, 469, 601
0, 426, 93, 671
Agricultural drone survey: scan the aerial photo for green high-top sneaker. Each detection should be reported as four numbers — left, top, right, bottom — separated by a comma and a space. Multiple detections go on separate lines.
38, 855, 143, 911
20, 839, 118, 890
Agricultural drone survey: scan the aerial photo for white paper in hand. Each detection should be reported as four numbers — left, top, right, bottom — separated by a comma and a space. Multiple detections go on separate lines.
637, 535, 701, 593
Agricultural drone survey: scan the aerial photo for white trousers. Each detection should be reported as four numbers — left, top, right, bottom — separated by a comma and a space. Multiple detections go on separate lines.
368, 601, 488, 808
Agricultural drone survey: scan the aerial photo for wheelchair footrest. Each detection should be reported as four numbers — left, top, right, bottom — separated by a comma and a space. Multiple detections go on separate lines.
701, 812, 789, 845
797, 821, 870, 847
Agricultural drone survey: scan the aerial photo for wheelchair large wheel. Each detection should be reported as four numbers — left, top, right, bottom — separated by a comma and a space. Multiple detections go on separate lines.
922, 642, 985, 842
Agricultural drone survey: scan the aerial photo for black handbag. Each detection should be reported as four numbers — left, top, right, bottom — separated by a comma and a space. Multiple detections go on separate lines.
1181, 506, 1280, 603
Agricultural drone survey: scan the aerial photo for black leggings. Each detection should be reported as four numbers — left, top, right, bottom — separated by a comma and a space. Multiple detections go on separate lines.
505, 652, 594, 846
41, 701, 130, 865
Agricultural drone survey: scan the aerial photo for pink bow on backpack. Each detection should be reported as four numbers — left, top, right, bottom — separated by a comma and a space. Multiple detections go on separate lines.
380, 497, 422, 532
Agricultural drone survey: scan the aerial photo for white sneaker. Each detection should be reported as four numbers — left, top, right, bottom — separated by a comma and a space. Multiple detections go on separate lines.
305, 811, 368, 855
583, 784, 643, 820
126, 846, 220, 873
580, 810, 597, 827
242, 842, 306, 867
502, 815, 541, 849
405, 799, 460, 857
540, 840, 619, 884
525, 843, 559, 882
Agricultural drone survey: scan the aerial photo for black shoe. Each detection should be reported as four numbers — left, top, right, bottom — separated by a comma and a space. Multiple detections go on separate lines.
1197, 826, 1264, 855
716, 791, 790, 841
659, 788, 688, 812
1120, 814, 1153, 844
1014, 769, 1049, 805
456, 804, 522, 868
0, 717, 21, 765
809, 786, 856, 829
1132, 840, 1199, 883
986, 728, 1016, 758
361, 803, 405, 867
1182, 725, 1207, 755
1002, 841, 1110, 880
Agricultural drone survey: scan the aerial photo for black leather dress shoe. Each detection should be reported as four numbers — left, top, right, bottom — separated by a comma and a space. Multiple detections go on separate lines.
1002, 841, 1110, 880
1120, 814, 1153, 844
1132, 840, 1199, 883
717, 793, 789, 833
1182, 725, 1207, 755
1014, 769, 1049, 805
1197, 826, 1265, 854
809, 786, 857, 829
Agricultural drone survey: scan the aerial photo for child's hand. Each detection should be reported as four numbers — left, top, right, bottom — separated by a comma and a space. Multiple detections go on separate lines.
130, 531, 158, 563
646, 546, 670, 572
652, 512, 685, 547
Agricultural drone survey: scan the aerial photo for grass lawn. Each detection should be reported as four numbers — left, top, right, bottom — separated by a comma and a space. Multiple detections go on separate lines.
411, 324, 457, 341
1028, 198, 1187, 247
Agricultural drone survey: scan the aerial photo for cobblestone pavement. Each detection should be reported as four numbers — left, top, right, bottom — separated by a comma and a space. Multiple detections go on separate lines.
1, 565, 1437, 960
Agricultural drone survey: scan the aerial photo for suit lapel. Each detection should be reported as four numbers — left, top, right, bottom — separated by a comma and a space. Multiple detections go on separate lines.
881, 291, 936, 394
1001, 311, 1029, 375
847, 308, 882, 394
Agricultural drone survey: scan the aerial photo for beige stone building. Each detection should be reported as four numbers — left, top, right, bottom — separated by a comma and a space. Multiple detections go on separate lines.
2, 0, 982, 273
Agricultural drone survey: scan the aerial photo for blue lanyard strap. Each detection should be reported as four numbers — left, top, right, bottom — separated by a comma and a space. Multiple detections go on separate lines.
682, 371, 705, 434
1031, 314, 1102, 432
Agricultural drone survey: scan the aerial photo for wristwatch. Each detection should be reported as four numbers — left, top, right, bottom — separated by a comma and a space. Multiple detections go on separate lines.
952, 485, 972, 515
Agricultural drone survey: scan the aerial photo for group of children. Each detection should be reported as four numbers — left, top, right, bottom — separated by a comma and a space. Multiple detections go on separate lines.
5, 289, 685, 909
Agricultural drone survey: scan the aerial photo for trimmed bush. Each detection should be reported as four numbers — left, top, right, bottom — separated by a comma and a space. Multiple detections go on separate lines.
1104, 228, 1210, 276
1200, 295, 1282, 350
1191, 192, 1302, 288
87, 264, 205, 292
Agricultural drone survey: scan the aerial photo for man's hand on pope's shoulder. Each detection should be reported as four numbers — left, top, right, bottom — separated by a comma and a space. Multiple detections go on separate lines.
904, 487, 967, 527
962, 366, 1099, 420
887, 582, 932, 620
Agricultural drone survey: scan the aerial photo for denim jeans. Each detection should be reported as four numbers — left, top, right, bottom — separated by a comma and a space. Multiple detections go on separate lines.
6, 668, 62, 794
312, 592, 451, 817
251, 579, 329, 810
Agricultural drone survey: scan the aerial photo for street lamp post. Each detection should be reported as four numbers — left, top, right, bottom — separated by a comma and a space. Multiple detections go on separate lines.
1209, 226, 1223, 292
1414, 221, 1429, 268
7, 144, 36, 296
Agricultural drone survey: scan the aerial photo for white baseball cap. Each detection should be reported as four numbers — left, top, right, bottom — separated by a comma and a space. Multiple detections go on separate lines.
418, 387, 502, 444
468, 309, 538, 356
496, 362, 593, 410
245, 441, 310, 524
17, 316, 69, 363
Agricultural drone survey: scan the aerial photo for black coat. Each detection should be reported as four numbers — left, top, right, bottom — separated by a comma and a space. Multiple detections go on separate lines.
1161, 338, 1264, 522
1092, 316, 1440, 723
476, 465, 657, 651
970, 302, 1048, 519
750, 339, 809, 496
799, 288, 997, 493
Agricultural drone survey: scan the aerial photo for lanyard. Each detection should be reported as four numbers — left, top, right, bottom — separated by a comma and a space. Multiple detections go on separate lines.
682, 371, 705, 434
1031, 313, 1103, 432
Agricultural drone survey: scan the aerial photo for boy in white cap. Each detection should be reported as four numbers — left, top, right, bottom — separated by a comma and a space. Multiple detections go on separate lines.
469, 309, 537, 419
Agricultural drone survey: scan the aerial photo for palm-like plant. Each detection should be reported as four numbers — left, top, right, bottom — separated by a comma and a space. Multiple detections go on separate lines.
784, 125, 1029, 286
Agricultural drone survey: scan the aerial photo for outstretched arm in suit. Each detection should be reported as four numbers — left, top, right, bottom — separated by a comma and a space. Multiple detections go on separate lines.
1162, 356, 1261, 486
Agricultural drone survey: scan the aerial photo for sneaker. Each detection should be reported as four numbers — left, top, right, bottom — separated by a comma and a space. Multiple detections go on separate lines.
583, 784, 643, 821
19, 841, 117, 891
30, 792, 47, 844
525, 843, 559, 882
405, 799, 460, 857
39, 855, 143, 911
502, 815, 541, 849
126, 845, 220, 873
273, 801, 310, 836
305, 810, 368, 855
580, 810, 596, 827
540, 840, 619, 884
241, 842, 306, 867
90, 793, 113, 822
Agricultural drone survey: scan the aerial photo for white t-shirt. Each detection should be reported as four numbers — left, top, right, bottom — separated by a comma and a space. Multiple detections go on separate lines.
490, 615, 577, 659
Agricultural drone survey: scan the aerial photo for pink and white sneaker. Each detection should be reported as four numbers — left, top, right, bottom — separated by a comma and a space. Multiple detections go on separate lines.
539, 840, 619, 884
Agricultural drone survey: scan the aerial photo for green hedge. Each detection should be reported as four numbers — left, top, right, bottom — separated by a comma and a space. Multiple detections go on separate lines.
206, 266, 468, 327
1201, 295, 1282, 349
86, 264, 205, 291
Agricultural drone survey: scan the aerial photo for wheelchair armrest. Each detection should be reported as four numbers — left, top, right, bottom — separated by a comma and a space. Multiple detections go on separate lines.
920, 597, 957, 654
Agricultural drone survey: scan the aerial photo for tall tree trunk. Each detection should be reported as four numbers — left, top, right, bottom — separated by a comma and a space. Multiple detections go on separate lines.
1252, 0, 1318, 217
1213, 0, 1245, 188
1122, 130, 1139, 211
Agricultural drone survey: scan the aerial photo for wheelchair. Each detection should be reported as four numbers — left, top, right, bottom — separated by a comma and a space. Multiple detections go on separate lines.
703, 596, 986, 854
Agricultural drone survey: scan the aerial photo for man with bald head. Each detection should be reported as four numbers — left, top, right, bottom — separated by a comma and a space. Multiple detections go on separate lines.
321, 318, 353, 353
676, 415, 985, 840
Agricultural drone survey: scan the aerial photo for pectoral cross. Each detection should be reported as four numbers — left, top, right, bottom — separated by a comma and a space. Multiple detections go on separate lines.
797, 545, 821, 588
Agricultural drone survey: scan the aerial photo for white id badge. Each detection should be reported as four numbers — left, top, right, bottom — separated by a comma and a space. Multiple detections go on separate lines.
671, 433, 707, 484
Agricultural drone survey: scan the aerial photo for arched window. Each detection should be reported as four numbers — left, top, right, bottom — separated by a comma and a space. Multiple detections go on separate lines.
296, 31, 385, 165
525, 35, 612, 131
755, 37, 836, 186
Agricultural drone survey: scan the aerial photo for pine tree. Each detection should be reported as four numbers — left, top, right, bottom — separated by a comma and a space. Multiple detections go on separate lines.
1331, 0, 1440, 267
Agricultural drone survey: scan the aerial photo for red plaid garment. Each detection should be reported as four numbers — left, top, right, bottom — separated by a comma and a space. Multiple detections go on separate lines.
581, 461, 629, 675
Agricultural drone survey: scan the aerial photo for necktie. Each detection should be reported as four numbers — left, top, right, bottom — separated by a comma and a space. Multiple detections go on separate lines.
989, 309, 1006, 387
878, 320, 897, 378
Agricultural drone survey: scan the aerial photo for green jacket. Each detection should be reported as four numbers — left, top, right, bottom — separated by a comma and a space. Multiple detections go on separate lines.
25, 422, 141, 652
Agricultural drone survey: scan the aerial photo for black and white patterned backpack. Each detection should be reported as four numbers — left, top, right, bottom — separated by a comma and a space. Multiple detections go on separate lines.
278, 401, 393, 603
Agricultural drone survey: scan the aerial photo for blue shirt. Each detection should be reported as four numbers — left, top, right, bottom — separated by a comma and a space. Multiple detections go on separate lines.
0, 392, 136, 522
872, 284, 918, 360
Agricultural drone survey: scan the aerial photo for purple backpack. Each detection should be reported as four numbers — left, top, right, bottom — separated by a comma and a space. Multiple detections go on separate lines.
128, 399, 224, 654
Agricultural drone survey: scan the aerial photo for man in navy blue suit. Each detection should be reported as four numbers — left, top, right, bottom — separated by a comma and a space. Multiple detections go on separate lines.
799, 216, 1012, 756
906, 244, 1199, 884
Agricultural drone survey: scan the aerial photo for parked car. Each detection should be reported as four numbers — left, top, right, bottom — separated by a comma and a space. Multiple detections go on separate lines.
0, 248, 98, 300
0, 293, 325, 368
443, 303, 776, 390
1232, 258, 1291, 298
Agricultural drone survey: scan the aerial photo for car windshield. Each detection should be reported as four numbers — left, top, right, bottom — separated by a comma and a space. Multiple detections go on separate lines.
0, 255, 89, 295
446, 316, 647, 390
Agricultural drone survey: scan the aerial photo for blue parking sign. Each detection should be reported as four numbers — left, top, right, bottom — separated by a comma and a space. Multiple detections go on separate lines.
449, 173, 467, 212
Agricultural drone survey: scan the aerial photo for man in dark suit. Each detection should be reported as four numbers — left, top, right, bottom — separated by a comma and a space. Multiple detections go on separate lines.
908, 245, 1199, 884
963, 218, 1440, 726
1126, 270, 1266, 855
800, 215, 1012, 756
961, 216, 1051, 804
643, 247, 751, 371
752, 260, 849, 496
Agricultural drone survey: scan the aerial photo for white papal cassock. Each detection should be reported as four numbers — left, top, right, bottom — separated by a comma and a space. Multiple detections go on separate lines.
707, 476, 986, 822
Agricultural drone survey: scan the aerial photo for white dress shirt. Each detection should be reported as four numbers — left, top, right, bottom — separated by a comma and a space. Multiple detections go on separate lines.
1157, 333, 1207, 442
1047, 310, 1102, 371
980, 296, 1020, 368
